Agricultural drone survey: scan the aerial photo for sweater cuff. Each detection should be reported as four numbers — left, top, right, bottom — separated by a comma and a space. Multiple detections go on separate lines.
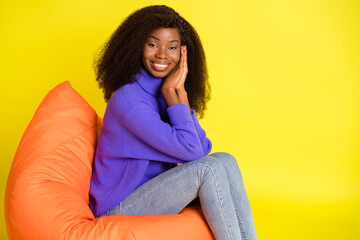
167, 103, 193, 126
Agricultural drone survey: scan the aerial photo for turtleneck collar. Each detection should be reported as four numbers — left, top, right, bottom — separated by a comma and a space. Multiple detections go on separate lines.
135, 67, 163, 96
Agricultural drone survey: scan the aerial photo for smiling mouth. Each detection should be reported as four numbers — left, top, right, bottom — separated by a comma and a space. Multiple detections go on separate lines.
151, 61, 169, 71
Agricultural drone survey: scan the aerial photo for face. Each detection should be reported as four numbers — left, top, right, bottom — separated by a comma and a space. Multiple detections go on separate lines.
142, 28, 181, 78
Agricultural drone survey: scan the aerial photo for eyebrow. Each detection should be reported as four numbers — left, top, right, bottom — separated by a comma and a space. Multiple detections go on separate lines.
150, 35, 179, 43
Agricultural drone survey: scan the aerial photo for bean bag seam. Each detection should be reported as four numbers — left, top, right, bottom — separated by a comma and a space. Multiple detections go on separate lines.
127, 225, 136, 240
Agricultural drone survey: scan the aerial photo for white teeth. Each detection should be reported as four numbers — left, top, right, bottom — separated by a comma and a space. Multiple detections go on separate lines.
154, 63, 168, 68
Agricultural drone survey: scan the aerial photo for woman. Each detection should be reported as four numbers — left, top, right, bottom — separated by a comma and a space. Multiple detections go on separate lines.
90, 5, 257, 240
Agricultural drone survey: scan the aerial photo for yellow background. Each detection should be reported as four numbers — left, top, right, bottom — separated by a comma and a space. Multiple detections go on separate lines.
1, 0, 359, 239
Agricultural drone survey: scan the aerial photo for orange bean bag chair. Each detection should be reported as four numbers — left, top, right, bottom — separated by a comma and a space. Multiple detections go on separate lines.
4, 81, 214, 240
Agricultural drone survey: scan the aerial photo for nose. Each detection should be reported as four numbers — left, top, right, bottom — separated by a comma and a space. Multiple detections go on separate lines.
155, 46, 167, 59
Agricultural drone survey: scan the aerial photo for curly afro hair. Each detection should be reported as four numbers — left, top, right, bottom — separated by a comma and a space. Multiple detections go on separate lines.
94, 5, 211, 118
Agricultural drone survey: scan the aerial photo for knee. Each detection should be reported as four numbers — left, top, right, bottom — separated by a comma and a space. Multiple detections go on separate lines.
193, 155, 226, 173
210, 152, 243, 176
210, 152, 235, 160
210, 152, 238, 167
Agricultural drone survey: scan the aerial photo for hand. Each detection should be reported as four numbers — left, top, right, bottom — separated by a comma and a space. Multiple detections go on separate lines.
161, 46, 191, 113
162, 46, 188, 92
175, 46, 188, 91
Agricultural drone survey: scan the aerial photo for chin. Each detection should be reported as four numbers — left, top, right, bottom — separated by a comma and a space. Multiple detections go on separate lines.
150, 71, 169, 78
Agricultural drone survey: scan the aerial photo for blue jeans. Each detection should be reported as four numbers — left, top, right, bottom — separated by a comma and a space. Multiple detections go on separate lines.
100, 152, 257, 240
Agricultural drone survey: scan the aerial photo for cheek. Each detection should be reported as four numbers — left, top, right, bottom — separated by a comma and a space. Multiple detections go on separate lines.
142, 46, 153, 60
141, 54, 147, 66
173, 52, 181, 64
142, 51, 149, 61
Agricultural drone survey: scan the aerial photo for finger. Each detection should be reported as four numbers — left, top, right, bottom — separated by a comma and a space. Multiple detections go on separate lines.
178, 47, 185, 75
182, 46, 188, 73
179, 46, 185, 68
178, 46, 184, 68
183, 46, 187, 61
180, 47, 188, 85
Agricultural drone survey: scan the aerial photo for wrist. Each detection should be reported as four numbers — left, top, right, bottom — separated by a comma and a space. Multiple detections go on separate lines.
175, 86, 187, 94
161, 86, 176, 94
161, 87, 180, 107
176, 88, 191, 114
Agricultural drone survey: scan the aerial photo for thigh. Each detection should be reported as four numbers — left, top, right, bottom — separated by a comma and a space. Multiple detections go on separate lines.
104, 157, 212, 216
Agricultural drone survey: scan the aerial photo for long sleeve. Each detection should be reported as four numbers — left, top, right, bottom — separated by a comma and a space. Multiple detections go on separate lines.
90, 68, 213, 217
114, 97, 204, 162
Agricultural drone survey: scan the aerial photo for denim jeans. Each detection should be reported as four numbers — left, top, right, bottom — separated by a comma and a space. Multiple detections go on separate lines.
99, 152, 257, 240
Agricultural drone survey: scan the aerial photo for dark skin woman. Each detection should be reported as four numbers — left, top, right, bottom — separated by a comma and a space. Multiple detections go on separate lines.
95, 5, 210, 118
90, 5, 257, 240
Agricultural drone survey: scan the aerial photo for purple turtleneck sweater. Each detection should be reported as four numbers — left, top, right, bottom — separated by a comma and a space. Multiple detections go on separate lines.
89, 68, 212, 217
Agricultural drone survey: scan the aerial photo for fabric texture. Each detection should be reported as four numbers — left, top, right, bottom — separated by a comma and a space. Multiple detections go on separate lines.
90, 67, 212, 217
100, 152, 258, 240
4, 81, 214, 240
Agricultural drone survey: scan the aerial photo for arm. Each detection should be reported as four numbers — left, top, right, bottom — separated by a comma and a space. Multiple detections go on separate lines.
162, 45, 211, 155
118, 100, 204, 162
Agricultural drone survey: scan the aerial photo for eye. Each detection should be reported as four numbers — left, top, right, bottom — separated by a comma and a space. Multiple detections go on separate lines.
149, 43, 157, 48
169, 46, 177, 50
